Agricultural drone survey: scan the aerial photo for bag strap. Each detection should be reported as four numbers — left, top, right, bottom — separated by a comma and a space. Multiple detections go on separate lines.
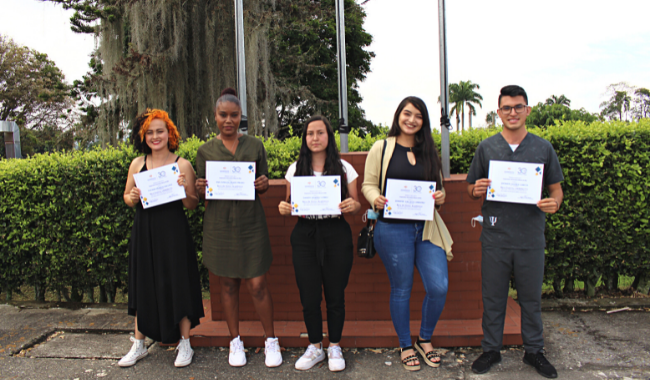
379, 139, 387, 196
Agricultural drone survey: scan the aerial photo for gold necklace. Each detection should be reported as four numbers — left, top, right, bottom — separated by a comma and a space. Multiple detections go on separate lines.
151, 151, 171, 169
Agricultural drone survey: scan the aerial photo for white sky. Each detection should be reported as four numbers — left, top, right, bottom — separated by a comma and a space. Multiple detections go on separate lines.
1, 0, 649, 131
359, 0, 650, 129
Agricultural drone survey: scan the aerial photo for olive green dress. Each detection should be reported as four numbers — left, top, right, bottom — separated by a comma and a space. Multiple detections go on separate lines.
196, 134, 272, 279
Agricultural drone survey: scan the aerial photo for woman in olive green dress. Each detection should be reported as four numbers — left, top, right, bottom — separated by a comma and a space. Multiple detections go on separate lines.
195, 88, 281, 368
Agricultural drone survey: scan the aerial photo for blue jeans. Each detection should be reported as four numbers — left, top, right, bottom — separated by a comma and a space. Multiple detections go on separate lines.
374, 220, 449, 348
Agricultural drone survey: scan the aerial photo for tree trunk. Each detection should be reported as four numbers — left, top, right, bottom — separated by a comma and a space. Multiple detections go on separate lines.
606, 273, 618, 291
60, 287, 71, 302
34, 283, 46, 302
563, 277, 575, 293
637, 274, 650, 295
99, 286, 107, 303
70, 287, 83, 302
552, 278, 563, 298
461, 109, 465, 133
85, 287, 95, 303
585, 277, 597, 297
468, 109, 472, 130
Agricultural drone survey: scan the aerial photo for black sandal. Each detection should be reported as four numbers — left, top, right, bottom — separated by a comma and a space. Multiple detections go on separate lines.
400, 346, 421, 371
414, 338, 441, 368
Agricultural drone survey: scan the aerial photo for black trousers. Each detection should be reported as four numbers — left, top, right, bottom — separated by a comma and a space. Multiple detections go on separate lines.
290, 217, 354, 344
481, 245, 545, 354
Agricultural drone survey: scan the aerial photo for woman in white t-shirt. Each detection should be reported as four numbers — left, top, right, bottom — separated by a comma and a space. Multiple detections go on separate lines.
278, 115, 360, 372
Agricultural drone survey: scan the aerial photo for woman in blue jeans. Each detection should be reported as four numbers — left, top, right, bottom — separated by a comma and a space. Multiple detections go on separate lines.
362, 96, 454, 372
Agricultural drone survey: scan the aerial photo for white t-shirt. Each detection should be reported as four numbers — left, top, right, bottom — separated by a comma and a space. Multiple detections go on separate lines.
285, 159, 358, 219
509, 144, 519, 152
285, 159, 358, 183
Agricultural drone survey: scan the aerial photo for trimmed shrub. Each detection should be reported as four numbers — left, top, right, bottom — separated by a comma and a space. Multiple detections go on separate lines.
1, 120, 649, 300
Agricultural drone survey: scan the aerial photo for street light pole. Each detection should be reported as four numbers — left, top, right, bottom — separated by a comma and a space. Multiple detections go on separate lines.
335, 0, 349, 152
438, 0, 451, 178
235, 0, 248, 134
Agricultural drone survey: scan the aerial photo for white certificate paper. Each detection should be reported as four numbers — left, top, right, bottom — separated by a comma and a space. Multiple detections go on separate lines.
133, 163, 186, 209
290, 176, 342, 216
205, 161, 256, 200
487, 160, 545, 205
384, 179, 436, 221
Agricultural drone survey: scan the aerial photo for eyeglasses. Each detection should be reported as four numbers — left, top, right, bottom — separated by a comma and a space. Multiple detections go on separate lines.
499, 104, 528, 114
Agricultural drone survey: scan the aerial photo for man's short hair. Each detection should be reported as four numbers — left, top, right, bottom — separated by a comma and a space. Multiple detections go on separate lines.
499, 85, 528, 106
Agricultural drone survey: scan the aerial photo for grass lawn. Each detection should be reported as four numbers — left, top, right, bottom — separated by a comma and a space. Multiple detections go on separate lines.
509, 275, 636, 299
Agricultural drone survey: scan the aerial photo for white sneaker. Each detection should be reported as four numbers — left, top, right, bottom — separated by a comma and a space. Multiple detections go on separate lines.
118, 336, 148, 367
264, 337, 282, 367
174, 337, 194, 367
327, 345, 346, 372
229, 336, 246, 367
295, 343, 325, 370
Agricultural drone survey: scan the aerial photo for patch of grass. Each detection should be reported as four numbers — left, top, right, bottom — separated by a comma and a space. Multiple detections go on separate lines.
510, 275, 636, 299
1, 285, 213, 304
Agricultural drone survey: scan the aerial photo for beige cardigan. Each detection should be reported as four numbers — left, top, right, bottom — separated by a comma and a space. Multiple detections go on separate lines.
361, 137, 454, 261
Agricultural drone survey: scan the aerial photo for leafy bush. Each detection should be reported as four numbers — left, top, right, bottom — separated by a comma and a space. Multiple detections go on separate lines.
1, 120, 649, 301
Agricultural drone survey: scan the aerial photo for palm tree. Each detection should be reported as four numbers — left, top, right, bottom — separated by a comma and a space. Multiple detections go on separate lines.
450, 80, 483, 132
486, 111, 498, 127
545, 95, 571, 107
447, 83, 462, 132
600, 91, 632, 121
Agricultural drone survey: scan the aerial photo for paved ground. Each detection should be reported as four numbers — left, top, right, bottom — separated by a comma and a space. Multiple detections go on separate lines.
0, 299, 649, 380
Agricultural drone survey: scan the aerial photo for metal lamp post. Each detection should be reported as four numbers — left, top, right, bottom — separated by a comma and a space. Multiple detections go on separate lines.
235, 0, 248, 134
335, 0, 350, 153
438, 0, 451, 178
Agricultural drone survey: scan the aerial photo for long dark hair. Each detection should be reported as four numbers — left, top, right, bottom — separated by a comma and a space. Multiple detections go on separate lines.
294, 115, 349, 200
388, 96, 443, 189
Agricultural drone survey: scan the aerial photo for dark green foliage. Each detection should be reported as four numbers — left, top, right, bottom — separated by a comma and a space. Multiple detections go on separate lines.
1, 120, 649, 300
526, 102, 598, 128
270, 0, 374, 138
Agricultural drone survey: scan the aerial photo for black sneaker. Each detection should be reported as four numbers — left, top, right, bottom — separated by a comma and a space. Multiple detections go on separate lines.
523, 351, 558, 378
471, 351, 501, 374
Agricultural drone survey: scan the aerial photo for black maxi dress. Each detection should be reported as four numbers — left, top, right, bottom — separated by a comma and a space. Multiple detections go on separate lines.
127, 156, 205, 344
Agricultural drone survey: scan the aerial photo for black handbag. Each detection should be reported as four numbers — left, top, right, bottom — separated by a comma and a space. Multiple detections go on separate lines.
357, 140, 387, 259
357, 219, 376, 258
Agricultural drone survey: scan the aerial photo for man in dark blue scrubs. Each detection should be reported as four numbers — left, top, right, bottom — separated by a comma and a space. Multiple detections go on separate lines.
467, 85, 564, 379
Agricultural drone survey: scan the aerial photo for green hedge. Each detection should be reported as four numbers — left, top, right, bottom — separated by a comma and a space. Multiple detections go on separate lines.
1, 122, 649, 301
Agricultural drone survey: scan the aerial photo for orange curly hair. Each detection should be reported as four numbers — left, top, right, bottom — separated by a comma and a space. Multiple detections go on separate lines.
139, 109, 181, 151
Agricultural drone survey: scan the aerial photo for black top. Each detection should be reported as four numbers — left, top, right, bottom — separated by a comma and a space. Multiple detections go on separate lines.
379, 143, 425, 223
466, 132, 564, 249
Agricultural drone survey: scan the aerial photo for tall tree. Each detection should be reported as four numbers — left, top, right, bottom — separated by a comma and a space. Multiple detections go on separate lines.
600, 91, 632, 121
449, 80, 482, 132
634, 88, 650, 119
485, 111, 498, 127
269, 0, 374, 138
545, 94, 571, 107
0, 35, 76, 157
46, 0, 239, 144
599, 82, 635, 122
0, 35, 72, 129
46, 0, 375, 143
447, 83, 461, 132
527, 102, 597, 128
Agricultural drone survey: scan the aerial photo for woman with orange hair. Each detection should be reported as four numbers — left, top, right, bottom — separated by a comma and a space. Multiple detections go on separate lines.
120, 109, 204, 368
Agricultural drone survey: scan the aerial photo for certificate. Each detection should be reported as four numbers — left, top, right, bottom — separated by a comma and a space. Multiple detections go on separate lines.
205, 161, 256, 200
487, 160, 544, 205
290, 176, 342, 216
384, 179, 436, 221
133, 163, 186, 209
